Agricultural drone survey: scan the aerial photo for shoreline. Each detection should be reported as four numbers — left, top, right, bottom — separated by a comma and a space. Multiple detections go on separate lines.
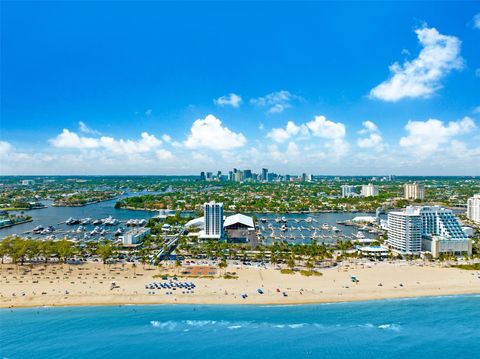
2, 291, 479, 310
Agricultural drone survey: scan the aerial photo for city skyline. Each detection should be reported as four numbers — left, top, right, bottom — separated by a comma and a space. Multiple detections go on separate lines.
1, 2, 480, 175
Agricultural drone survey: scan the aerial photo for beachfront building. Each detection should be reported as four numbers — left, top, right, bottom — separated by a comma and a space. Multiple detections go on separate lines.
223, 213, 256, 243
202, 201, 224, 239
387, 209, 422, 254
404, 182, 425, 200
341, 185, 357, 198
387, 206, 471, 257
361, 183, 379, 197
467, 194, 480, 223
123, 227, 151, 245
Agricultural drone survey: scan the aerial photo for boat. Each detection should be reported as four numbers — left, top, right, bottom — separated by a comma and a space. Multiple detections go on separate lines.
331, 226, 340, 232
280, 225, 288, 231
65, 217, 80, 225
305, 217, 313, 223
92, 219, 102, 225
355, 231, 365, 239
81, 218, 92, 225
281, 216, 287, 223
32, 225, 44, 234
103, 216, 118, 226
359, 225, 369, 231
260, 218, 267, 223
321, 223, 330, 230
115, 228, 124, 236
275, 217, 281, 223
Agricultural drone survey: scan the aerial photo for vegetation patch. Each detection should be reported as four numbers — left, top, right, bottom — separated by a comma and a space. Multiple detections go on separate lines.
300, 270, 322, 277
280, 268, 295, 274
451, 263, 480, 270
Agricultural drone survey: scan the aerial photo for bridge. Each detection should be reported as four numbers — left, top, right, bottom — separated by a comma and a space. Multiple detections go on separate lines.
151, 228, 185, 264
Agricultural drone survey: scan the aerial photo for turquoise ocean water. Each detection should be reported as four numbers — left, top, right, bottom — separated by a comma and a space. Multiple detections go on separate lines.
1, 295, 479, 358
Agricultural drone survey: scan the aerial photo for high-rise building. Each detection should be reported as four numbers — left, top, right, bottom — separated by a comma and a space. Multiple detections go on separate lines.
387, 209, 422, 254
228, 171, 234, 181
262, 168, 268, 182
244, 169, 252, 179
361, 183, 379, 197
387, 206, 471, 257
341, 185, 357, 198
234, 170, 244, 182
200, 172, 206, 181
404, 182, 425, 200
203, 201, 224, 239
206, 172, 213, 181
467, 194, 480, 223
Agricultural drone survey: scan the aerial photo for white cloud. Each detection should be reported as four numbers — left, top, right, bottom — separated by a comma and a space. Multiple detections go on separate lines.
156, 149, 173, 160
250, 90, 302, 113
162, 134, 172, 142
145, 109, 153, 116
267, 121, 308, 143
184, 114, 246, 150
0, 141, 13, 157
51, 129, 100, 149
357, 120, 383, 148
400, 116, 476, 157
474, 13, 480, 29
306, 115, 346, 139
50, 129, 163, 155
214, 93, 242, 108
370, 26, 463, 101
78, 121, 100, 135
473, 106, 480, 114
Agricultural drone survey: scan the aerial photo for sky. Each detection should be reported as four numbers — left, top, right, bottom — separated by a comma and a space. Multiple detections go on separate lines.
1, 1, 479, 176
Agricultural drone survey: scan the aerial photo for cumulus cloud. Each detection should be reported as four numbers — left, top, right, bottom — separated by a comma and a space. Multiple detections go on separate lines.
357, 120, 383, 148
267, 121, 308, 143
156, 149, 173, 160
370, 26, 463, 101
306, 115, 346, 139
214, 93, 242, 108
184, 114, 246, 150
400, 116, 476, 157
250, 90, 302, 113
50, 129, 163, 154
474, 13, 480, 29
0, 141, 13, 157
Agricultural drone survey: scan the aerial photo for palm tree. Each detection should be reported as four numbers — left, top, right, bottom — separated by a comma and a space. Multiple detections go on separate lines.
96, 243, 114, 265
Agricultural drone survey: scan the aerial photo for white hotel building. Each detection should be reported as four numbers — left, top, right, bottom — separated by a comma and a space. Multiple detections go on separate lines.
361, 183, 379, 197
387, 206, 471, 257
341, 185, 357, 198
467, 194, 480, 223
202, 201, 224, 239
404, 182, 425, 200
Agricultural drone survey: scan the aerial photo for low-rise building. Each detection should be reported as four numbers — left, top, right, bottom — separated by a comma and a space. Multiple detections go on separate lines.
123, 227, 151, 245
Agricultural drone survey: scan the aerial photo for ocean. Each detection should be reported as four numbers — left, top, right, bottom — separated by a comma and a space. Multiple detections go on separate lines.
1, 295, 479, 358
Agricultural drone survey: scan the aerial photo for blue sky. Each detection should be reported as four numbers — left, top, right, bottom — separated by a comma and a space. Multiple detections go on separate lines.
1, 1, 479, 175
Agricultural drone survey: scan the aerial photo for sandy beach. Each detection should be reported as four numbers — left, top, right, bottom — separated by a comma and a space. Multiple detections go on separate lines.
1, 261, 479, 308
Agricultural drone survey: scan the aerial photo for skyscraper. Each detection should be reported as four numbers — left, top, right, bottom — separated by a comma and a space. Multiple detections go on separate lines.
203, 201, 224, 239
262, 168, 268, 182
467, 194, 480, 223
200, 172, 206, 181
404, 182, 425, 200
